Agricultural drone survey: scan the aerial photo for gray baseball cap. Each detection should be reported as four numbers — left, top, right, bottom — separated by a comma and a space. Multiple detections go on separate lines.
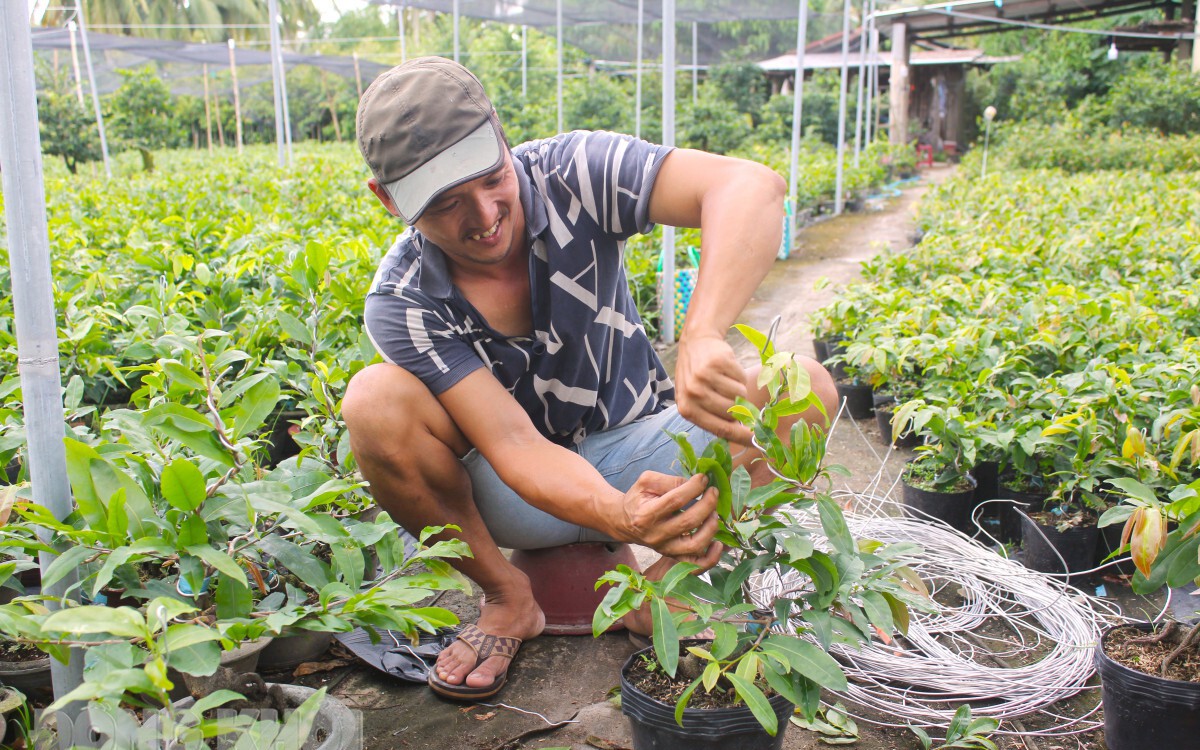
356, 57, 505, 224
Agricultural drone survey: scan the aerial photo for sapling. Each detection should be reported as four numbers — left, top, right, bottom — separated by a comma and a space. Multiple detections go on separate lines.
593, 325, 930, 736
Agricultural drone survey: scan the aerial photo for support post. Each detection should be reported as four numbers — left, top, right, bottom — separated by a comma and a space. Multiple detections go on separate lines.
692, 21, 698, 105
228, 39, 244, 153
352, 50, 363, 98
788, 0, 809, 255
834, 0, 853, 215
76, 1, 111, 179
853, 0, 868, 164
398, 2, 407, 64
635, 0, 644, 138
203, 63, 213, 153
268, 0, 287, 166
453, 0, 460, 63
557, 0, 564, 133
661, 0, 677, 345
889, 22, 910, 146
0, 10, 87, 748
67, 21, 84, 106
521, 25, 528, 98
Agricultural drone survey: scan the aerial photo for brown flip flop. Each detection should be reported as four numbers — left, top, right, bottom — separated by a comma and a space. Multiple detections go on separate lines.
427, 623, 522, 701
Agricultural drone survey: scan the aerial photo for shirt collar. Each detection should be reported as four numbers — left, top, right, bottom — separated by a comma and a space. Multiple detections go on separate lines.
414, 152, 546, 300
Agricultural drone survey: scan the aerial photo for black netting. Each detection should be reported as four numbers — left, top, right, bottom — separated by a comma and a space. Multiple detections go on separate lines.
29, 27, 392, 96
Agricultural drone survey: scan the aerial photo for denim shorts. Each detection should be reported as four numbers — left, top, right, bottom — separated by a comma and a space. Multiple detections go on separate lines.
462, 405, 715, 550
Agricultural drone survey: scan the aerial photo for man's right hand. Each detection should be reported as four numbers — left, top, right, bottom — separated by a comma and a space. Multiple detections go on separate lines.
609, 471, 723, 564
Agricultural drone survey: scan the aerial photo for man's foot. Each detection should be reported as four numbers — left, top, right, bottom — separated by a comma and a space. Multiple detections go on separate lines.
433, 585, 545, 692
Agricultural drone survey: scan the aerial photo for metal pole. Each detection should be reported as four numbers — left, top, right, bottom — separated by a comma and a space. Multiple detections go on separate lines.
67, 21, 84, 106
635, 0, 644, 139
557, 0, 564, 133
352, 51, 363, 98
834, 0, 853, 215
867, 22, 879, 145
853, 0, 869, 165
75, 1, 110, 179
228, 39, 244, 154
268, 0, 286, 166
521, 25, 528, 98
0, 10, 87, 749
661, 0, 677, 345
398, 2, 407, 64
203, 63, 213, 153
453, 0, 460, 63
788, 0, 809, 256
692, 22, 698, 105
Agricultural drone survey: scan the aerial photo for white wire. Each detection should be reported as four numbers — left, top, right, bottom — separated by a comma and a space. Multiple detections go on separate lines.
743, 412, 1154, 736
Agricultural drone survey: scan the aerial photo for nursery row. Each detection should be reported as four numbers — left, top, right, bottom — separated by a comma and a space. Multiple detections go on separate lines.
813, 152, 1200, 532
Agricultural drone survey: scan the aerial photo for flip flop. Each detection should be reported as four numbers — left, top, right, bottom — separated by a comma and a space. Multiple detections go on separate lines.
427, 623, 522, 701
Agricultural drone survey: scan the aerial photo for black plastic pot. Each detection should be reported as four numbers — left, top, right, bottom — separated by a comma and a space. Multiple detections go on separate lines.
835, 381, 874, 420
901, 477, 977, 534
875, 406, 919, 448
997, 485, 1050, 545
1018, 512, 1099, 584
621, 644, 793, 750
265, 409, 307, 467
812, 338, 830, 363
1095, 623, 1200, 750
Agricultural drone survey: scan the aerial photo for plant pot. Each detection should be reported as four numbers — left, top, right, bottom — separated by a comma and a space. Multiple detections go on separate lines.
266, 409, 307, 467
1017, 512, 1099, 584
620, 644, 793, 750
169, 637, 274, 700
0, 648, 52, 694
157, 684, 358, 750
258, 629, 334, 672
1095, 623, 1200, 750
1094, 522, 1136, 577
812, 338, 830, 363
998, 484, 1050, 545
875, 406, 919, 448
901, 477, 977, 535
834, 381, 873, 420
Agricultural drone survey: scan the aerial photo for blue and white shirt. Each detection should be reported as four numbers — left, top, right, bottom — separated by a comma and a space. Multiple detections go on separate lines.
364, 130, 676, 446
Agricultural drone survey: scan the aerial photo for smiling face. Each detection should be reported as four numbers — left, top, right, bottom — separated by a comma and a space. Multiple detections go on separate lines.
411, 150, 526, 273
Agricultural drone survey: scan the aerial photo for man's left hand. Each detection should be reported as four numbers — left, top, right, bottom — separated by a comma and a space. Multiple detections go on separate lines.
675, 333, 752, 445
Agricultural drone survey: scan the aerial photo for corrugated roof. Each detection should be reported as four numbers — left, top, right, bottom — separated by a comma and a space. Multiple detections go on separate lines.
873, 0, 1185, 40
757, 48, 1016, 72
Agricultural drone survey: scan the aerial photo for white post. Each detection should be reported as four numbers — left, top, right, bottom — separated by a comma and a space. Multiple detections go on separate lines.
67, 21, 84, 106
853, 0, 869, 165
890, 22, 910, 146
557, 0, 564, 133
398, 2, 407, 64
453, 0, 460, 63
692, 21, 698, 105
0, 9, 87, 746
352, 50, 363, 98
788, 0, 809, 255
635, 0, 644, 139
521, 25, 528, 98
867, 23, 879, 145
268, 0, 287, 166
75, 2, 110, 179
229, 39, 244, 154
661, 0, 677, 345
203, 63, 213, 153
834, 0, 853, 215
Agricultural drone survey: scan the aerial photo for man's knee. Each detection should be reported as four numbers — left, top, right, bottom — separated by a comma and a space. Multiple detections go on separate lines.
343, 363, 417, 431
342, 363, 468, 461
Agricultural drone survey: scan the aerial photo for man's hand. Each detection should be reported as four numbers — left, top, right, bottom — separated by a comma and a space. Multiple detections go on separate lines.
675, 333, 752, 445
610, 471, 723, 565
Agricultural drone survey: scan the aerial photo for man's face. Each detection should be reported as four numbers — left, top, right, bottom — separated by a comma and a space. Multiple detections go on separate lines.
413, 151, 525, 270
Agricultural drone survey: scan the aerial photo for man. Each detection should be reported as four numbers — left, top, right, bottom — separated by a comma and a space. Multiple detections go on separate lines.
344, 56, 836, 701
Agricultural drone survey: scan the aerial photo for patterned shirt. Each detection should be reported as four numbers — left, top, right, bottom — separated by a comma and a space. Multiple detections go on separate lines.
364, 130, 676, 446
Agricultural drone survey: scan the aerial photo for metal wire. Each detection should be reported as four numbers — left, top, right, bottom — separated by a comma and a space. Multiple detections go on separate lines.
742, 413, 1154, 736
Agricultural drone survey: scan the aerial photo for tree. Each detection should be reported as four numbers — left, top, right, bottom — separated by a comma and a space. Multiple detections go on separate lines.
36, 66, 101, 174
107, 67, 176, 169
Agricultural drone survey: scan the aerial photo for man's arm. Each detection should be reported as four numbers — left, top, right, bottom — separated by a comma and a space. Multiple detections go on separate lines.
438, 368, 721, 561
646, 149, 787, 444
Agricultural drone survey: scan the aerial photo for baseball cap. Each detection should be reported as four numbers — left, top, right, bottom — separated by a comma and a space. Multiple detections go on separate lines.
356, 57, 506, 224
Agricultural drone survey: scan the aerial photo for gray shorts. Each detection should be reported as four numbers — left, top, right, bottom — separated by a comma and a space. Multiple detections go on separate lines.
463, 405, 715, 550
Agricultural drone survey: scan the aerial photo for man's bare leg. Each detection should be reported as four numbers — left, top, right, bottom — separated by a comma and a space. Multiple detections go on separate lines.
623, 356, 837, 636
342, 363, 545, 689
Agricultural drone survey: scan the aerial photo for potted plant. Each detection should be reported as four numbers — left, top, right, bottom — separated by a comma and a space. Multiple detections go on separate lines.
1094, 475, 1200, 750
592, 326, 930, 747
890, 399, 980, 534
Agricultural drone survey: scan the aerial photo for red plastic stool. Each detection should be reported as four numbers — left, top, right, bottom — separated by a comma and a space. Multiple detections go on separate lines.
509, 542, 639, 635
916, 144, 934, 167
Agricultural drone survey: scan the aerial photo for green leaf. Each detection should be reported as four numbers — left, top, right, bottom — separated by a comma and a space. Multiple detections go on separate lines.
761, 635, 848, 690
177, 513, 209, 547
726, 672, 778, 736
142, 404, 235, 467
255, 534, 333, 590
860, 590, 895, 637
673, 676, 703, 727
43, 605, 146, 639
817, 496, 854, 556
161, 458, 207, 512
40, 545, 94, 589
215, 571, 254, 619
167, 639, 221, 677
230, 376, 282, 441
187, 546, 247, 588
161, 360, 207, 392
652, 597, 679, 677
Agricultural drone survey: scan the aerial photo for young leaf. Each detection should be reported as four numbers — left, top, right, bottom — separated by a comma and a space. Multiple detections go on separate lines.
725, 673, 778, 736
